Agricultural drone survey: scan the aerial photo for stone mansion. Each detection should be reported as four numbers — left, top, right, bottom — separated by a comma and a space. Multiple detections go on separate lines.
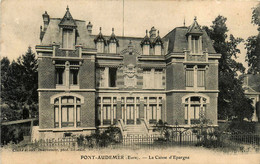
36, 7, 221, 139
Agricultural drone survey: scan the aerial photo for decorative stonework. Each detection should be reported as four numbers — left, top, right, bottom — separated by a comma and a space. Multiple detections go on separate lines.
123, 64, 137, 88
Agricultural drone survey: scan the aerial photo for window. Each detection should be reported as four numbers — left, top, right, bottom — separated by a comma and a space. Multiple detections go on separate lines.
143, 68, 152, 88
154, 69, 163, 88
54, 96, 81, 128
98, 97, 117, 125
97, 67, 117, 88
185, 65, 205, 88
97, 68, 105, 87
154, 45, 162, 55
184, 96, 207, 125
97, 42, 104, 53
191, 36, 199, 54
109, 42, 117, 53
143, 68, 163, 89
56, 67, 65, 85
62, 29, 74, 49
143, 97, 163, 124
70, 69, 79, 85
109, 68, 117, 87
143, 45, 150, 55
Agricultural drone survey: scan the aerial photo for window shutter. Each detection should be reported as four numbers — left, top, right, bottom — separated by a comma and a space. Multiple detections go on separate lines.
186, 70, 194, 87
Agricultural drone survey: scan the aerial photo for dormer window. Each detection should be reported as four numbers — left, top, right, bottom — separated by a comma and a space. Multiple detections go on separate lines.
154, 45, 161, 55
191, 36, 199, 54
97, 42, 104, 53
153, 31, 163, 55
94, 27, 106, 53
187, 17, 203, 54
141, 30, 151, 55
108, 28, 118, 54
143, 45, 150, 55
109, 43, 116, 53
62, 29, 74, 49
59, 7, 77, 49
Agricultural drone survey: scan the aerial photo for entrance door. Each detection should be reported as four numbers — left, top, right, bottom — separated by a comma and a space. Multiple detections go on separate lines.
126, 105, 134, 124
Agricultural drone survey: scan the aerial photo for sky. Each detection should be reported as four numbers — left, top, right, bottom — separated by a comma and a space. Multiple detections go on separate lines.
0, 0, 259, 69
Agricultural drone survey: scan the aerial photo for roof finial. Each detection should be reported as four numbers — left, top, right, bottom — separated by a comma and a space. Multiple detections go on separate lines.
99, 27, 102, 33
146, 30, 148, 36
66, 5, 69, 11
157, 30, 160, 36
112, 28, 114, 33
194, 16, 197, 21
183, 17, 186, 27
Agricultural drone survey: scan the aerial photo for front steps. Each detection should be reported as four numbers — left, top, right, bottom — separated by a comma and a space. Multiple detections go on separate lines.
124, 124, 148, 137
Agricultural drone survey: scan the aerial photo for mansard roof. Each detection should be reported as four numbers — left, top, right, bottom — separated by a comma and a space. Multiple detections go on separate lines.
140, 30, 151, 46
40, 11, 217, 55
187, 17, 203, 35
163, 26, 216, 54
59, 6, 77, 28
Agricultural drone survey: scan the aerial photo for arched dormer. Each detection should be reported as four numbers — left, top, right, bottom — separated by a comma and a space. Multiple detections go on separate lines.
94, 27, 106, 53
59, 6, 77, 49
152, 31, 163, 55
108, 28, 119, 54
186, 17, 203, 54
140, 30, 151, 55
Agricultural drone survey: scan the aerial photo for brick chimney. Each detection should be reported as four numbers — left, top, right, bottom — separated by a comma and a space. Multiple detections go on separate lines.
87, 22, 93, 34
149, 26, 156, 38
42, 11, 50, 31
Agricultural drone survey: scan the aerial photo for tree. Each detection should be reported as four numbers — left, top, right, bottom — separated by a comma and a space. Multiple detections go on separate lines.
1, 47, 38, 121
245, 3, 260, 74
203, 15, 254, 121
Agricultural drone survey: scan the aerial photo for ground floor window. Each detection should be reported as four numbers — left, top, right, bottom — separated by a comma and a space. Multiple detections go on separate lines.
144, 97, 162, 124
97, 97, 117, 125
54, 96, 81, 128
184, 96, 207, 125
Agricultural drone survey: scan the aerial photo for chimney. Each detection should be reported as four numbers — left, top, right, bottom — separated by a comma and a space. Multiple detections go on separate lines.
149, 26, 156, 38
42, 11, 50, 31
87, 22, 93, 34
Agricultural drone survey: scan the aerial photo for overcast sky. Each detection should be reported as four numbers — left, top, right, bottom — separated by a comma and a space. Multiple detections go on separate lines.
0, 0, 259, 69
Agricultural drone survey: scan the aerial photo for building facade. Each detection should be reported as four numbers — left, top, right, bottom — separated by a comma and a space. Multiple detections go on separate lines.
36, 7, 221, 139
243, 74, 260, 122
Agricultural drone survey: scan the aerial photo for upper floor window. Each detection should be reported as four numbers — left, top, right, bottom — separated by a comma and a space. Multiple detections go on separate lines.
62, 29, 74, 49
191, 36, 199, 54
109, 42, 117, 53
97, 67, 117, 87
56, 67, 65, 85
55, 61, 79, 89
185, 65, 206, 88
97, 42, 104, 53
154, 45, 162, 55
143, 45, 150, 55
143, 68, 164, 89
70, 68, 79, 85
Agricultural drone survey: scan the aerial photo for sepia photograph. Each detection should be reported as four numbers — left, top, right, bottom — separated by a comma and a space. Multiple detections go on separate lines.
0, 0, 260, 163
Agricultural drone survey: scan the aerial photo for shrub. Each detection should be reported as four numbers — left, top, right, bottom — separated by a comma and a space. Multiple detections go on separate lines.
76, 126, 122, 148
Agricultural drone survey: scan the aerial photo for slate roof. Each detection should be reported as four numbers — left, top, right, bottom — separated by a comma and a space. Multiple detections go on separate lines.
187, 17, 203, 34
152, 31, 163, 47
59, 6, 77, 28
244, 74, 260, 93
41, 8, 217, 55
108, 28, 119, 46
163, 26, 216, 54
140, 30, 151, 47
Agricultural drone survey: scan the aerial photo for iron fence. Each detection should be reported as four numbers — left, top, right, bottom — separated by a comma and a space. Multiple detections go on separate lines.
11, 132, 260, 151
